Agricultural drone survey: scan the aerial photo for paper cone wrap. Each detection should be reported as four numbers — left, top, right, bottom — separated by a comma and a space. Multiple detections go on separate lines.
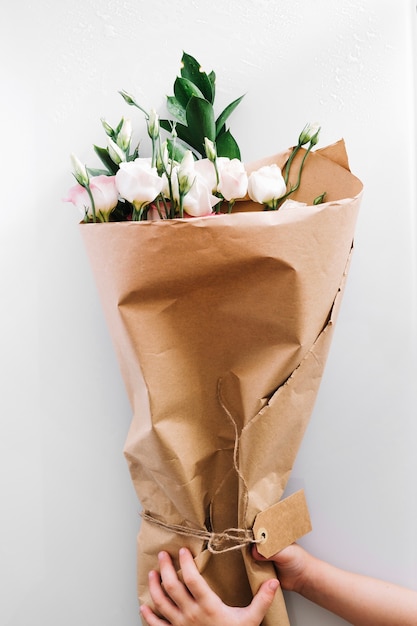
80, 140, 363, 625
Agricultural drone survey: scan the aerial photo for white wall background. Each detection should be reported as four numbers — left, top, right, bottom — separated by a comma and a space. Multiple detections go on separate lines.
1, 1, 416, 625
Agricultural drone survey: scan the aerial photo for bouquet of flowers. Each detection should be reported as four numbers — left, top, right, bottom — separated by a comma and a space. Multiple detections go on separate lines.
66, 52, 363, 625
65, 51, 324, 223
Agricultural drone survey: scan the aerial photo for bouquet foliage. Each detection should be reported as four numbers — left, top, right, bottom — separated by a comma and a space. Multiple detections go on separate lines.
65, 52, 321, 222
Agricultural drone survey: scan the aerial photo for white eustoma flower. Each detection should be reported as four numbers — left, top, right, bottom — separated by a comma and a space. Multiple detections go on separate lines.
182, 175, 219, 217
194, 158, 217, 193
64, 175, 119, 221
195, 156, 248, 202
298, 122, 321, 146
161, 166, 179, 203
247, 164, 287, 209
216, 157, 248, 201
117, 117, 133, 151
177, 150, 196, 195
179, 151, 219, 216
70, 153, 89, 186
101, 118, 114, 137
115, 158, 163, 209
107, 137, 126, 164
147, 108, 160, 141
163, 152, 218, 217
204, 137, 217, 162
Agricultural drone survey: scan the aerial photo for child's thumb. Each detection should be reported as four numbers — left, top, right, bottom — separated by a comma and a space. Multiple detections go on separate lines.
246, 579, 280, 622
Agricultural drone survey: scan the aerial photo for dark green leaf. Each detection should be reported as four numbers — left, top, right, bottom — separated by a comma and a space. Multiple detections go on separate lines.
216, 123, 226, 137
172, 121, 203, 156
186, 96, 216, 155
181, 51, 214, 103
160, 119, 194, 150
159, 119, 175, 133
215, 94, 245, 136
216, 130, 241, 159
208, 70, 216, 101
160, 120, 202, 156
93, 145, 119, 174
174, 77, 205, 108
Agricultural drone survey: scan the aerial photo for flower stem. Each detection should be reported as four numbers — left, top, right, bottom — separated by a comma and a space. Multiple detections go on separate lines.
275, 144, 313, 209
291, 144, 312, 193
213, 159, 220, 187
283, 144, 300, 185
85, 184, 97, 222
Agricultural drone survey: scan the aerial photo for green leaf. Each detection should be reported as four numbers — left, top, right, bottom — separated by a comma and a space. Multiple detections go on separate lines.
115, 117, 125, 135
87, 167, 111, 177
166, 138, 189, 163
174, 76, 205, 109
172, 122, 202, 155
216, 123, 226, 137
166, 96, 187, 124
208, 70, 216, 101
215, 94, 245, 136
181, 51, 214, 103
160, 119, 192, 149
216, 130, 241, 159
159, 119, 175, 133
93, 145, 119, 174
159, 120, 201, 156
127, 144, 140, 161
185, 96, 216, 155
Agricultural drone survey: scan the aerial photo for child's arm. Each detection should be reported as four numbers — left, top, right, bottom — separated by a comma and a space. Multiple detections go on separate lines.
254, 543, 417, 626
140, 547, 279, 626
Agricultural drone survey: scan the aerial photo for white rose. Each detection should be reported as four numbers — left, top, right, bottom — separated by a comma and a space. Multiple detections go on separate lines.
194, 158, 217, 193
165, 152, 219, 217
247, 164, 287, 209
182, 175, 219, 217
216, 157, 248, 201
115, 158, 163, 209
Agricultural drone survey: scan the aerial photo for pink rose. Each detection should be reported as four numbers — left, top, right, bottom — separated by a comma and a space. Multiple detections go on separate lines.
64, 175, 119, 221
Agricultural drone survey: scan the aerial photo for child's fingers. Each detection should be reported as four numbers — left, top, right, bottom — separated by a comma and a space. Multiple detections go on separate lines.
140, 602, 169, 626
147, 567, 180, 622
178, 547, 217, 604
157, 551, 193, 610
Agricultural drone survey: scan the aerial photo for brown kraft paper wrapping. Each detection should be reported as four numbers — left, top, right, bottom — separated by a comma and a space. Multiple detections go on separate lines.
80, 140, 363, 625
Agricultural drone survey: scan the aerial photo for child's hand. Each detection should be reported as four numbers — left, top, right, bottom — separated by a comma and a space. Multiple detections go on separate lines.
140, 548, 279, 626
252, 543, 309, 593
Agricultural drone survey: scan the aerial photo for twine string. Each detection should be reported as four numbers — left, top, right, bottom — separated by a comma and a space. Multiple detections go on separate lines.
216, 378, 250, 523
141, 511, 260, 554
141, 378, 257, 554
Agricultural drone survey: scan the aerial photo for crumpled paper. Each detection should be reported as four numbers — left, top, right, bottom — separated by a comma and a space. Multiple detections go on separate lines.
80, 139, 363, 625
